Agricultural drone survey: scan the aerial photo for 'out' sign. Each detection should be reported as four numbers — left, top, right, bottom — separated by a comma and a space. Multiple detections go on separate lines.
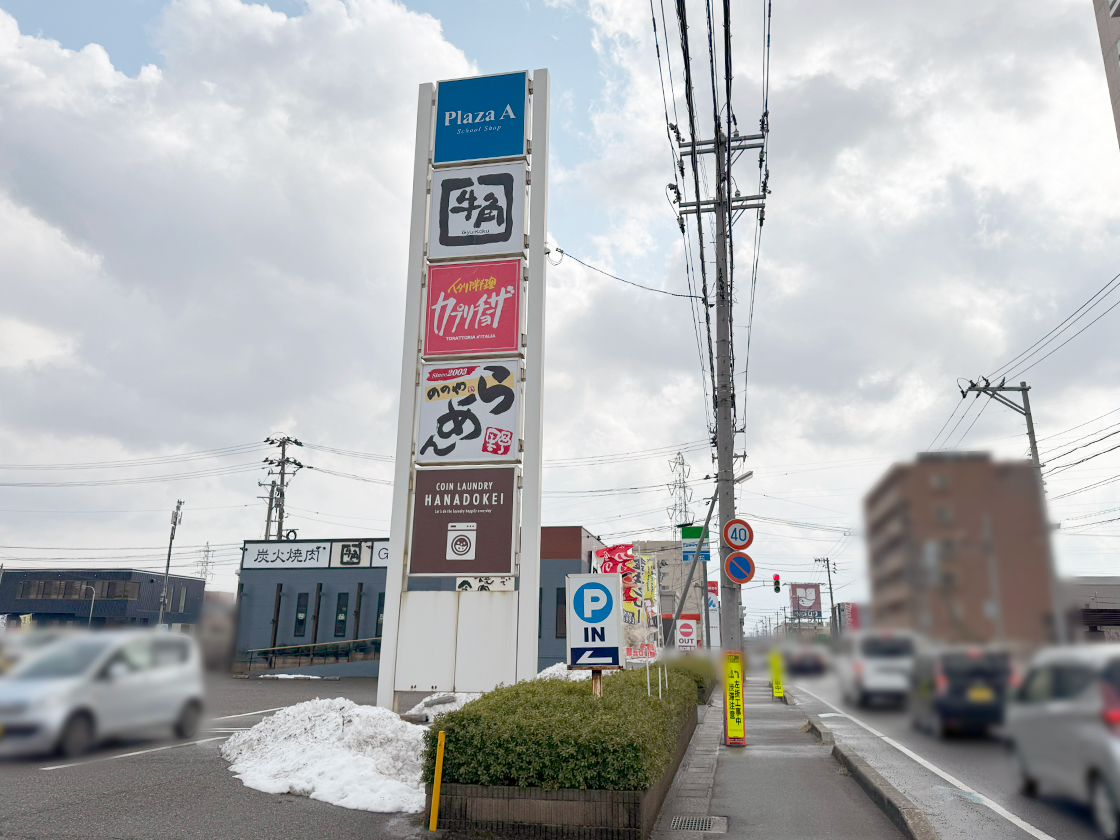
566, 573, 625, 669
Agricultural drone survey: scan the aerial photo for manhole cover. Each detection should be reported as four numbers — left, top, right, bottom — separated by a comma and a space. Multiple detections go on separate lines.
670, 816, 713, 831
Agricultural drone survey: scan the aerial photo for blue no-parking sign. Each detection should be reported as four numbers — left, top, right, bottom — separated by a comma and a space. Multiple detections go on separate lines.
434, 72, 528, 164
566, 573, 625, 669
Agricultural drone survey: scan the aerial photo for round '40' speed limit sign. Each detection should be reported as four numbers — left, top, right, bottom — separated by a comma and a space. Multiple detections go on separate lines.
723, 518, 754, 551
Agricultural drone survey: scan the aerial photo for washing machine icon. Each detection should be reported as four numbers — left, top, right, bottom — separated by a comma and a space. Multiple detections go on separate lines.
446, 523, 477, 561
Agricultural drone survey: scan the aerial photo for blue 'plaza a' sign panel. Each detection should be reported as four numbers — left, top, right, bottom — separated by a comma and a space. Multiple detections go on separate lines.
434, 72, 528, 164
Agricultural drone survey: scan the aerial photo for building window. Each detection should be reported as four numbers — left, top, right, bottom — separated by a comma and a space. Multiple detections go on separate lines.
334, 593, 349, 638
930, 474, 946, 490
16, 580, 139, 601
294, 593, 309, 637
375, 592, 385, 638
935, 505, 952, 523
555, 588, 566, 638
178, 586, 187, 613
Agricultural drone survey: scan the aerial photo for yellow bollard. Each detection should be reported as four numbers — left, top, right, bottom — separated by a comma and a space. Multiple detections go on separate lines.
428, 730, 446, 832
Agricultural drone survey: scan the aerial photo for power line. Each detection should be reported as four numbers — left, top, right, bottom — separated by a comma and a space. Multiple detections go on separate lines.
549, 248, 701, 299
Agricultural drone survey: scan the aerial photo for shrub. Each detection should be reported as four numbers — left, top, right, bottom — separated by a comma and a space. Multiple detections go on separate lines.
661, 654, 718, 698
421, 667, 696, 790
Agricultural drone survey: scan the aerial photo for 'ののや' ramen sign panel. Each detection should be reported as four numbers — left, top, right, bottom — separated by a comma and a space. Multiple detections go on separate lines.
416, 361, 521, 464
425, 260, 522, 357
428, 162, 526, 261
409, 466, 518, 576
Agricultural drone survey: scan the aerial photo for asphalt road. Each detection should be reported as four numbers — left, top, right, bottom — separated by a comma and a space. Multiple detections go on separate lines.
0, 675, 431, 840
789, 671, 1102, 840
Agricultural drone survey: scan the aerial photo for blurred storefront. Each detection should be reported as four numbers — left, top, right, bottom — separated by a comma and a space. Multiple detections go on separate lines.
0, 569, 204, 631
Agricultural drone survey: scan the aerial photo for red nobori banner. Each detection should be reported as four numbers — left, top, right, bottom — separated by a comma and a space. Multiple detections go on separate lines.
425, 259, 521, 357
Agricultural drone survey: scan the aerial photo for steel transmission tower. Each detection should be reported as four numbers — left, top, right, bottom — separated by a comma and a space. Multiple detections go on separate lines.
667, 452, 695, 527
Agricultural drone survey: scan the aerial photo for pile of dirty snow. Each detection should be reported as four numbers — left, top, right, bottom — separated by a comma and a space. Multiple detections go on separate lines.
220, 697, 426, 813
535, 662, 591, 681
404, 692, 481, 723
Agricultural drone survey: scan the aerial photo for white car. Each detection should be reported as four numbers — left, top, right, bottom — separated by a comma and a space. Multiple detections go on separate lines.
0, 630, 205, 758
1006, 644, 1120, 839
835, 629, 917, 707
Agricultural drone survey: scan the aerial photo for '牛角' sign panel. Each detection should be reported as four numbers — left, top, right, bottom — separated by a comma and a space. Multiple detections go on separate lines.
425, 260, 522, 357
409, 466, 518, 575
428, 162, 526, 261
416, 361, 521, 464
434, 72, 528, 165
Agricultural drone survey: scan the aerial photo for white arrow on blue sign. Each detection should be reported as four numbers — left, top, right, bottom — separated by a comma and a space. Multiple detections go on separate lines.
565, 573, 625, 670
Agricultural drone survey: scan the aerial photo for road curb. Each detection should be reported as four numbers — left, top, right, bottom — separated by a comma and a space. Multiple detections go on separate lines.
806, 714, 834, 746
831, 743, 940, 840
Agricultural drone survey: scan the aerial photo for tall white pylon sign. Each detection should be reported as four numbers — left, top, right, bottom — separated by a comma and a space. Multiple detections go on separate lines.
376, 71, 550, 710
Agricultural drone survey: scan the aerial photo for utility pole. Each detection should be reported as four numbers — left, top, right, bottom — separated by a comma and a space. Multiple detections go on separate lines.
816, 557, 836, 637
961, 379, 1067, 644
264, 436, 303, 541
671, 0, 767, 657
259, 480, 277, 540
157, 500, 184, 628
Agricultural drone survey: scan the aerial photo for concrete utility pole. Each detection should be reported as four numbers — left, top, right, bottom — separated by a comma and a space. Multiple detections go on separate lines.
265, 436, 303, 540
816, 557, 836, 637
157, 500, 184, 628
961, 379, 1067, 644
259, 480, 277, 540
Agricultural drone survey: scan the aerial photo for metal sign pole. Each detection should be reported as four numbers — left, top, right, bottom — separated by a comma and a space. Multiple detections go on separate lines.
375, 83, 434, 710
516, 69, 550, 681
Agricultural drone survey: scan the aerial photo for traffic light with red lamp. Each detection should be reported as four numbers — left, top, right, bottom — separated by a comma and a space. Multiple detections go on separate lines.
773, 573, 781, 593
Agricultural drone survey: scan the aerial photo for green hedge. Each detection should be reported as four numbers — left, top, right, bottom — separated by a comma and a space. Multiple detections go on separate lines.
660, 654, 717, 697
421, 668, 697, 791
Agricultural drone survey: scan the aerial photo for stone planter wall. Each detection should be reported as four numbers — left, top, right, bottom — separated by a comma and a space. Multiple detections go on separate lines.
425, 704, 698, 839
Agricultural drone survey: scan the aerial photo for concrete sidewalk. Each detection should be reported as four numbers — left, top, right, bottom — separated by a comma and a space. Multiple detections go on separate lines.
654, 678, 904, 839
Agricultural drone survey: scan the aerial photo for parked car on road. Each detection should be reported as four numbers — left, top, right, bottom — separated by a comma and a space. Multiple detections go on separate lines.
0, 630, 204, 758
909, 646, 1011, 737
835, 629, 917, 707
1006, 644, 1120, 840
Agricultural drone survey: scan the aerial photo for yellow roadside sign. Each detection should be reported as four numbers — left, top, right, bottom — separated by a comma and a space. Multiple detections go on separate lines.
19, 614, 32, 630
769, 649, 784, 698
724, 652, 745, 746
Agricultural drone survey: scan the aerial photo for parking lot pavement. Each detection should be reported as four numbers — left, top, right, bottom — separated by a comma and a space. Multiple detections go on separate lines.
790, 673, 1101, 840
0, 675, 430, 840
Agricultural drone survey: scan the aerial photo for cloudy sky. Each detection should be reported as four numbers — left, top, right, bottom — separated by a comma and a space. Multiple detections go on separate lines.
1, 0, 1119, 633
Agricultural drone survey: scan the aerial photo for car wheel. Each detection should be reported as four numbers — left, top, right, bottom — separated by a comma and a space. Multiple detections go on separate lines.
58, 713, 94, 758
1012, 745, 1037, 798
1092, 775, 1120, 840
175, 700, 202, 739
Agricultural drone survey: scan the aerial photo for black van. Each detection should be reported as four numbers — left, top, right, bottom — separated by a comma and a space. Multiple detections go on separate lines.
909, 646, 1010, 737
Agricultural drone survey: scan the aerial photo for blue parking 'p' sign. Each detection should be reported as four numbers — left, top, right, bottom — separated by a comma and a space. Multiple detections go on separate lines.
434, 72, 528, 164
574, 582, 613, 623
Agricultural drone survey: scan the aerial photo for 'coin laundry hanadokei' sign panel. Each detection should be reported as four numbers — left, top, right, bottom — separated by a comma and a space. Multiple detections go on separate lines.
428, 162, 526, 261
416, 361, 521, 464
425, 260, 522, 357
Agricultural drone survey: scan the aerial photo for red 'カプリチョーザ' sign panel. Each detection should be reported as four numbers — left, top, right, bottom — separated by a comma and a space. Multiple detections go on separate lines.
425, 259, 522, 357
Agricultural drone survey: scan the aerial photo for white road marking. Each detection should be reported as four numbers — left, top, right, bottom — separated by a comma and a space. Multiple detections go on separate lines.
209, 706, 286, 721
40, 737, 225, 771
794, 684, 1057, 840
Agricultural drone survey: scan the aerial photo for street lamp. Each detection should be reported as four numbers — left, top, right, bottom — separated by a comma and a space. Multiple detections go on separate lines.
81, 584, 97, 628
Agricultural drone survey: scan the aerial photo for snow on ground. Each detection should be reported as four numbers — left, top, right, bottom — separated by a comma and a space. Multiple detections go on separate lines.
404, 692, 482, 723
220, 698, 427, 813
535, 662, 591, 681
